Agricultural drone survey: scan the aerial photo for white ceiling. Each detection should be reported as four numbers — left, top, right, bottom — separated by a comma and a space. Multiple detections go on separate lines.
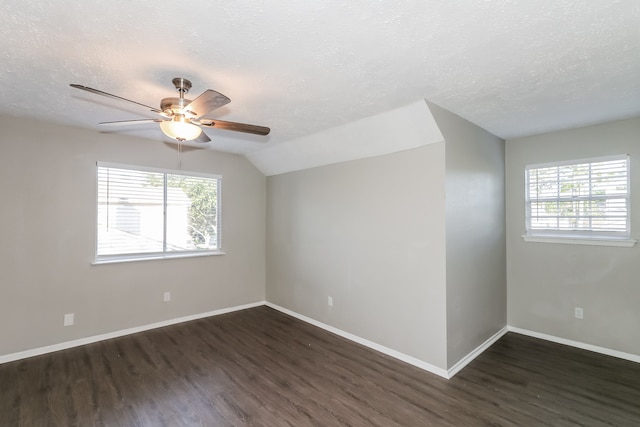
1, 1, 639, 156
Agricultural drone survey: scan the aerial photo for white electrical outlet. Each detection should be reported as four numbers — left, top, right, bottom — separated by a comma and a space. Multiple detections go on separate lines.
63, 313, 74, 326
328, 296, 333, 307
574, 307, 584, 319
164, 292, 171, 302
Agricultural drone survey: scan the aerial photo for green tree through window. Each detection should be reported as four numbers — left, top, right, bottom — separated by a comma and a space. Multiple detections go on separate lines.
167, 175, 218, 248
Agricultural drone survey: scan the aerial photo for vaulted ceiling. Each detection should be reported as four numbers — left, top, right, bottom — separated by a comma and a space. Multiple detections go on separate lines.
1, 1, 639, 156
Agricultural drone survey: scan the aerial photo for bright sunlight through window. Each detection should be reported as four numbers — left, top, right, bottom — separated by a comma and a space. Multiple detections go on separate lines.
525, 155, 630, 240
96, 163, 221, 263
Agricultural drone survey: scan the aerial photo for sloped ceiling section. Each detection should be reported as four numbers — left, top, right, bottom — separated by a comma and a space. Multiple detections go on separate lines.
247, 100, 444, 176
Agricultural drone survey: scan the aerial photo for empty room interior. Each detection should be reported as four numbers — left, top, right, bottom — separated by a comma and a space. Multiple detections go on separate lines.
1, 1, 640, 425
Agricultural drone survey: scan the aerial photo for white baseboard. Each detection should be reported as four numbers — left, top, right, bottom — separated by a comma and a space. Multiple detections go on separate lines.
508, 326, 640, 364
447, 326, 509, 378
10, 302, 630, 381
265, 302, 508, 380
0, 301, 265, 365
268, 302, 466, 379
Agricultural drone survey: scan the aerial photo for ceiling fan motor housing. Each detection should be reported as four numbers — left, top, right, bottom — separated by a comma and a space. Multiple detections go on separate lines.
160, 97, 194, 118
161, 78, 198, 118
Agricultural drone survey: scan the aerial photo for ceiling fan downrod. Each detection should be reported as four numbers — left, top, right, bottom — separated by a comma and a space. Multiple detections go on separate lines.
173, 77, 191, 98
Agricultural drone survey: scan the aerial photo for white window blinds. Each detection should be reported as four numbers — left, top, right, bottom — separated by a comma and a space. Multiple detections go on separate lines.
96, 163, 221, 262
525, 155, 630, 238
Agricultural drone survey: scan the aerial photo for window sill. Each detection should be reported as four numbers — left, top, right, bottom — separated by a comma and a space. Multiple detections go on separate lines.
521, 235, 637, 247
92, 250, 226, 265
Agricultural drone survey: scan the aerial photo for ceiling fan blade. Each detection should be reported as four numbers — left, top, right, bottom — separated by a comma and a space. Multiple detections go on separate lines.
70, 84, 163, 114
195, 131, 211, 143
197, 119, 270, 136
99, 119, 164, 126
182, 90, 230, 119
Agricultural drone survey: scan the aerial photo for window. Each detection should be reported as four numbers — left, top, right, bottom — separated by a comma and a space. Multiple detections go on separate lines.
96, 162, 222, 263
525, 155, 631, 242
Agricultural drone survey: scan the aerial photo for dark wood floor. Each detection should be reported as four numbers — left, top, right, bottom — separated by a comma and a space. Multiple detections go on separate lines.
1, 306, 639, 426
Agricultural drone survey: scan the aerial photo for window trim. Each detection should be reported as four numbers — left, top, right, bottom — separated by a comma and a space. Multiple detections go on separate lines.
521, 235, 636, 247
523, 154, 636, 247
94, 162, 224, 264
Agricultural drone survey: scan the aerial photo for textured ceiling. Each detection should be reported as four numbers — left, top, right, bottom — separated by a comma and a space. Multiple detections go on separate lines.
1, 1, 639, 155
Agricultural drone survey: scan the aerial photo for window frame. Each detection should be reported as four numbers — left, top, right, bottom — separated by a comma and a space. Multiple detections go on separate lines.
523, 154, 636, 247
94, 162, 224, 264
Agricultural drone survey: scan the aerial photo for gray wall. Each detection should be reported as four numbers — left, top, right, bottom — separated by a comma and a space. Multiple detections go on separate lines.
0, 116, 266, 357
265, 102, 507, 370
506, 117, 640, 356
266, 144, 448, 369
429, 103, 507, 367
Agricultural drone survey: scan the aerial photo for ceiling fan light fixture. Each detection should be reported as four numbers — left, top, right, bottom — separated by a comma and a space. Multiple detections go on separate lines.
160, 118, 202, 142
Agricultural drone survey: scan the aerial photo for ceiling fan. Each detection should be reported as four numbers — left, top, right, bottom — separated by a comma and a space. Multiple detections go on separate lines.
70, 77, 270, 143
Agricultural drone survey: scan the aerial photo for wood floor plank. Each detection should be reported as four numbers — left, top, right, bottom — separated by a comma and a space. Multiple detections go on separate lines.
1, 306, 639, 426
